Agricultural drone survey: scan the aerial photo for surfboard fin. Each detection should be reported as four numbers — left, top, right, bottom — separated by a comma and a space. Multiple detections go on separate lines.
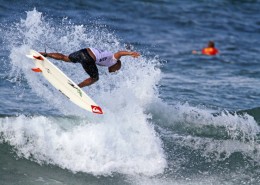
32, 68, 42, 72
33, 55, 44, 60
91, 105, 103, 114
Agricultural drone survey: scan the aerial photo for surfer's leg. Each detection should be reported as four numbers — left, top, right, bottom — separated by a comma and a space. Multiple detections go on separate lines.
77, 52, 99, 87
78, 77, 98, 88
78, 61, 99, 87
81, 61, 99, 81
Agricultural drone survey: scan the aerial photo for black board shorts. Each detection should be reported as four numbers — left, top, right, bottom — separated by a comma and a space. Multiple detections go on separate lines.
68, 49, 99, 80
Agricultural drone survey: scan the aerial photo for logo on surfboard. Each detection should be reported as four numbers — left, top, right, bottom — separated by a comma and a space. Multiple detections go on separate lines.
91, 105, 103, 114
68, 80, 82, 97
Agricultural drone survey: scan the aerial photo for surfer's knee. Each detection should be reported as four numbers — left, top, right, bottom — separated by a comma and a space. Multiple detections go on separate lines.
86, 76, 98, 86
92, 76, 99, 82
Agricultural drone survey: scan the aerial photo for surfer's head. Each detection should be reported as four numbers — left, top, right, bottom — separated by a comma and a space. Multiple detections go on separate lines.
208, 41, 215, 48
108, 60, 121, 73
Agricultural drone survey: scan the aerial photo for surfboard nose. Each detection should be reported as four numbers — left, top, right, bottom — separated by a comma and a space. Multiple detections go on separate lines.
91, 105, 103, 114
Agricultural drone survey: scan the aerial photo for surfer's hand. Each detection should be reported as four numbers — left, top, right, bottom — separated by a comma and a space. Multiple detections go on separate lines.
130, 52, 140, 58
40, 52, 48, 57
114, 51, 140, 60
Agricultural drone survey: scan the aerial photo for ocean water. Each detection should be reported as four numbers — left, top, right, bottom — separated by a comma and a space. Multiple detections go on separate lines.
0, 0, 260, 185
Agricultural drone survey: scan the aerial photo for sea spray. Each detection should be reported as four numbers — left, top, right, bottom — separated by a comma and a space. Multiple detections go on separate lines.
0, 9, 166, 176
0, 113, 166, 176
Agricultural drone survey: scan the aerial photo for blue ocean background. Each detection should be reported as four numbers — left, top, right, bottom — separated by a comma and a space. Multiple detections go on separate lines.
0, 0, 260, 184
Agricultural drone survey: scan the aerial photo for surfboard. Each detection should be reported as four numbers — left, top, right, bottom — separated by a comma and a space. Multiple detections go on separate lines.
26, 49, 103, 114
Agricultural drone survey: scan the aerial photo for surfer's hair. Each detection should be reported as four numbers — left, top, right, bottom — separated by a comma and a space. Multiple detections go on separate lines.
108, 60, 121, 73
208, 41, 215, 48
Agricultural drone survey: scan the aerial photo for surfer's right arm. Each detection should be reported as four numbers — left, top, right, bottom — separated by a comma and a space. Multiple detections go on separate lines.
40, 52, 71, 62
114, 51, 140, 60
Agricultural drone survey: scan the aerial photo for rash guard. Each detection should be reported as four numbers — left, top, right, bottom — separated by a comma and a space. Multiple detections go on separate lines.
89, 48, 117, 67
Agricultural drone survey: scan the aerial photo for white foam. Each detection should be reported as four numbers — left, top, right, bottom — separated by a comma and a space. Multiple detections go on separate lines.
1, 9, 166, 176
150, 101, 260, 162
0, 114, 166, 176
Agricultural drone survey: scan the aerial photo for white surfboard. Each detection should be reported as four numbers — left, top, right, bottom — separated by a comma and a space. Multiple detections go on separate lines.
26, 49, 103, 114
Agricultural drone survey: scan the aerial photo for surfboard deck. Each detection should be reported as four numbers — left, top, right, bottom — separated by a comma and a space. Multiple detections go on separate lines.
26, 49, 103, 114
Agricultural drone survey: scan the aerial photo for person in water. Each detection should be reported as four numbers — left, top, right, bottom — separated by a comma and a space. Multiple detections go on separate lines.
40, 48, 140, 88
192, 41, 219, 56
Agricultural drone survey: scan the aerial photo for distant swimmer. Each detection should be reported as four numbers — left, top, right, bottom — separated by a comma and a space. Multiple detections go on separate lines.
40, 48, 140, 88
192, 41, 219, 56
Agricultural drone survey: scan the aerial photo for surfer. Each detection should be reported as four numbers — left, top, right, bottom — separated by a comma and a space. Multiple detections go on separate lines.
192, 41, 219, 56
40, 48, 140, 88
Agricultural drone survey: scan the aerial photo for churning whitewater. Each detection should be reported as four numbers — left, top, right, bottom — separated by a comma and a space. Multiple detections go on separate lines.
1, 9, 166, 176
1, 1, 260, 185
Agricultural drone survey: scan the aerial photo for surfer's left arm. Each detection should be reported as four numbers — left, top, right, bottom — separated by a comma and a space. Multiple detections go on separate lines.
39, 52, 71, 62
114, 51, 140, 60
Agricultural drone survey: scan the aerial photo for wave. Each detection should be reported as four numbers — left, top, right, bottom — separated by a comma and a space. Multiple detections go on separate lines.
147, 100, 260, 166
0, 114, 166, 176
1, 8, 260, 180
238, 107, 260, 123
0, 9, 167, 176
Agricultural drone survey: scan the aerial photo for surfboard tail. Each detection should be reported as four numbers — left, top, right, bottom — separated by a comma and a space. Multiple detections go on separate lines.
32, 68, 42, 72
33, 55, 44, 60
91, 105, 103, 114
